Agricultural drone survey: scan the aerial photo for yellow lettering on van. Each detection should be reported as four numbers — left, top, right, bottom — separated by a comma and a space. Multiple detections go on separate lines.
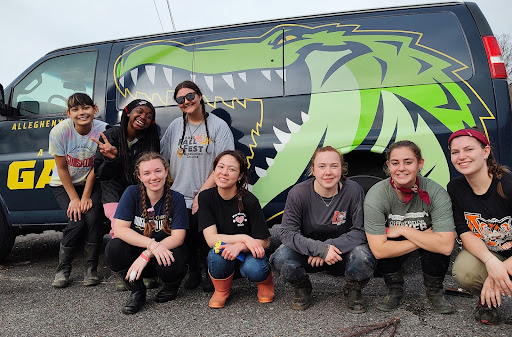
11, 124, 16, 131
34, 121, 39, 128
37, 149, 43, 157
28, 122, 33, 129
7, 160, 36, 190
51, 120, 57, 127
35, 159, 54, 188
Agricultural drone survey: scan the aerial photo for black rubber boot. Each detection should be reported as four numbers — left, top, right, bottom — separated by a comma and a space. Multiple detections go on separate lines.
423, 273, 455, 314
155, 276, 184, 303
343, 279, 369, 313
290, 276, 313, 310
113, 269, 146, 315
52, 244, 76, 288
83, 242, 102, 286
376, 271, 404, 312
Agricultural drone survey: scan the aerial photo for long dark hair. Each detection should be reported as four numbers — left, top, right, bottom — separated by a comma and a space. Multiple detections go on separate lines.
134, 152, 172, 237
119, 99, 160, 183
213, 150, 248, 212
173, 81, 211, 154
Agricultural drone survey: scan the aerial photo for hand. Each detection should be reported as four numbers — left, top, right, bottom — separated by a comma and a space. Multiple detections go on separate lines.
386, 226, 402, 239
80, 197, 93, 213
308, 256, 324, 267
484, 255, 512, 297
191, 194, 199, 215
243, 237, 265, 258
220, 243, 244, 261
150, 242, 175, 266
91, 132, 118, 160
481, 276, 503, 308
324, 245, 343, 265
67, 198, 82, 221
126, 255, 149, 282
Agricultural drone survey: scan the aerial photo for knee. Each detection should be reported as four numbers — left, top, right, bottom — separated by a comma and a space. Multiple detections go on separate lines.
345, 245, 376, 281
207, 249, 234, 279
270, 246, 305, 283
241, 256, 270, 282
452, 252, 485, 294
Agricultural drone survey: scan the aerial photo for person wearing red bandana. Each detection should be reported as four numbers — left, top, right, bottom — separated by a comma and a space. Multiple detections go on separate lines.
448, 127, 512, 325
364, 140, 455, 314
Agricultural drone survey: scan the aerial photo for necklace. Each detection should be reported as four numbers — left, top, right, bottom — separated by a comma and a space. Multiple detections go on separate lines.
178, 118, 204, 157
187, 119, 204, 136
319, 195, 335, 207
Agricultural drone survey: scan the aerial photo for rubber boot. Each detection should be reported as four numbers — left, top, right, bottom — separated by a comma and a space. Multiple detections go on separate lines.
376, 271, 404, 312
343, 279, 369, 313
52, 244, 76, 288
256, 271, 275, 303
83, 242, 102, 286
209, 272, 234, 308
290, 275, 312, 310
155, 275, 185, 303
113, 269, 146, 315
423, 273, 455, 314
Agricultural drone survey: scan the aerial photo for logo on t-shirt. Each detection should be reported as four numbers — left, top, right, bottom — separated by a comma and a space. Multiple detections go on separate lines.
182, 133, 212, 159
465, 212, 512, 251
232, 212, 247, 227
387, 211, 429, 231
332, 211, 347, 225
133, 215, 168, 232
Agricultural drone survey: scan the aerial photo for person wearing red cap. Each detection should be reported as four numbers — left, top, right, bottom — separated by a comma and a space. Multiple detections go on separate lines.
448, 127, 512, 325
364, 140, 455, 314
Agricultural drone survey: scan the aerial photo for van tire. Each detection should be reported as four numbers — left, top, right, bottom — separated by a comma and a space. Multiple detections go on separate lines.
0, 211, 15, 262
349, 175, 383, 195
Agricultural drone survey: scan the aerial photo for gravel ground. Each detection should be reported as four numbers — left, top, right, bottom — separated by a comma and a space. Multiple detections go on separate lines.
0, 229, 511, 337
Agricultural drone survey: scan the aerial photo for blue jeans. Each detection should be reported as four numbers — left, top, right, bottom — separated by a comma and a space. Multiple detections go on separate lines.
207, 248, 271, 282
270, 244, 376, 283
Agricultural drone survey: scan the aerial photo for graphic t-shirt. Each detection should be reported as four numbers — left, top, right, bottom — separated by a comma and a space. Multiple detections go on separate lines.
364, 176, 455, 235
160, 113, 234, 208
114, 185, 189, 242
48, 118, 107, 186
198, 187, 270, 240
447, 173, 512, 255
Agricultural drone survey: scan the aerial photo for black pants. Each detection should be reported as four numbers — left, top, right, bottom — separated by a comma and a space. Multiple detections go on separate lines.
105, 238, 188, 283
52, 183, 104, 247
377, 248, 450, 277
184, 209, 209, 271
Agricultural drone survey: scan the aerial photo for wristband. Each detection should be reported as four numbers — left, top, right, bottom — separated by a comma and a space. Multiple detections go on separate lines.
140, 252, 150, 262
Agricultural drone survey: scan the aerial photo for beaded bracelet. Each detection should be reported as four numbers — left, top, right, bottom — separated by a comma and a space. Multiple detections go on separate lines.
140, 252, 150, 262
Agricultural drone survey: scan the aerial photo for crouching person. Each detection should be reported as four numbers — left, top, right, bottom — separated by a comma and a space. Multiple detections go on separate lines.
199, 150, 274, 308
105, 152, 189, 314
270, 146, 376, 312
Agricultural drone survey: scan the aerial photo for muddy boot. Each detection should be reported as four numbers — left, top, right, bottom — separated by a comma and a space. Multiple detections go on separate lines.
155, 275, 185, 303
343, 279, 369, 313
52, 244, 76, 288
83, 242, 102, 286
290, 275, 312, 310
209, 272, 234, 308
113, 269, 146, 315
376, 271, 404, 312
256, 271, 275, 303
423, 273, 454, 314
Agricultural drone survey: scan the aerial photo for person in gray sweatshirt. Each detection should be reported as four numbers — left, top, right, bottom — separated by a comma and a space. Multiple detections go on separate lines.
270, 146, 375, 312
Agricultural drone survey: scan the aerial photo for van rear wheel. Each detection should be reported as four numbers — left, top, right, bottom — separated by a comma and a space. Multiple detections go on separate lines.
349, 175, 383, 195
0, 212, 15, 262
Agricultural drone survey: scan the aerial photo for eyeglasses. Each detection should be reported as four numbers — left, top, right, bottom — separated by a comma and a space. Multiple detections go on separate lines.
175, 92, 196, 105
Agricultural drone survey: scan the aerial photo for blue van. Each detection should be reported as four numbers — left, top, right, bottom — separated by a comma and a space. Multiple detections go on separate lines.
0, 1, 510, 260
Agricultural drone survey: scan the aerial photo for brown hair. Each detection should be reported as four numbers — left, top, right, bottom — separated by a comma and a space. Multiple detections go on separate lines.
213, 150, 249, 212
385, 140, 422, 176
311, 146, 347, 182
134, 152, 172, 237
67, 93, 95, 110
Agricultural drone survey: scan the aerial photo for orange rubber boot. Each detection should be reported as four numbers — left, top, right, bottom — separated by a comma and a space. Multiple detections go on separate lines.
208, 272, 234, 308
257, 271, 275, 303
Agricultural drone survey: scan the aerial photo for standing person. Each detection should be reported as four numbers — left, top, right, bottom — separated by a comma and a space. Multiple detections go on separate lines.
93, 99, 160, 290
448, 128, 512, 325
161, 81, 234, 291
364, 140, 455, 314
270, 146, 375, 312
105, 152, 189, 315
48, 93, 108, 288
198, 150, 274, 308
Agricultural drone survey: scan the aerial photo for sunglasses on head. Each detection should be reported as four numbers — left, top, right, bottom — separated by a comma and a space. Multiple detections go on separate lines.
175, 92, 196, 105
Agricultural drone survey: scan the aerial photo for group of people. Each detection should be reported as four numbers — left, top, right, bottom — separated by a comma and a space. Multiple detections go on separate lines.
47, 81, 512, 325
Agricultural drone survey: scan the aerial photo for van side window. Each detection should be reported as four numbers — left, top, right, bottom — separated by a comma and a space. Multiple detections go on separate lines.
12, 52, 97, 117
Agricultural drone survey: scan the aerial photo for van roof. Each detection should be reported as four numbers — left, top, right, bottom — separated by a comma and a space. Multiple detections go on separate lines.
49, 1, 463, 54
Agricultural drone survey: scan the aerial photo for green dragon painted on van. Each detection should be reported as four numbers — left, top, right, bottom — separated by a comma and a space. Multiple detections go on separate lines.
113, 23, 492, 211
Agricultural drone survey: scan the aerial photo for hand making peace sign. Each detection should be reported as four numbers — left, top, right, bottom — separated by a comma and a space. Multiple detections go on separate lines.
91, 132, 118, 159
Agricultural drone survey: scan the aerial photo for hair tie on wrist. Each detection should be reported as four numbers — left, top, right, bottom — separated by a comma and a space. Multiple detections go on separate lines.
140, 252, 150, 262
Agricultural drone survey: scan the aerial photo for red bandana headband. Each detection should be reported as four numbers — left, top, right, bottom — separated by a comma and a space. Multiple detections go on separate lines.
448, 129, 489, 148
389, 177, 431, 205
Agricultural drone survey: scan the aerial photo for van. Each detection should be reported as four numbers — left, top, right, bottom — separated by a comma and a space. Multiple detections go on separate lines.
0, 1, 510, 260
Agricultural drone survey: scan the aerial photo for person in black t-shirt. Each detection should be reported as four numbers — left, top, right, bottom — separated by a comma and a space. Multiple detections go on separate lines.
198, 150, 273, 308
448, 128, 512, 325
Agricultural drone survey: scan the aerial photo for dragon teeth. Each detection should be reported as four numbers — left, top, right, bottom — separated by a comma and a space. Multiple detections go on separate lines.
274, 143, 285, 152
205, 76, 214, 92
266, 157, 274, 167
238, 72, 247, 82
145, 66, 156, 84
286, 118, 300, 133
261, 70, 272, 81
275, 69, 286, 81
247, 184, 253, 192
255, 167, 267, 177
301, 111, 309, 123
130, 69, 138, 85
222, 74, 235, 90
163, 68, 173, 87
120, 76, 125, 87
273, 126, 291, 144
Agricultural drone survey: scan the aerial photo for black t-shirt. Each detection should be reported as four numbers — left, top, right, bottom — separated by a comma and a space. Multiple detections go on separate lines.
447, 172, 512, 256
198, 187, 270, 239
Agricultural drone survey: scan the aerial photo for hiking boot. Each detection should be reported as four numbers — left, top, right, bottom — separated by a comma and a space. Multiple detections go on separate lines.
155, 277, 184, 303
52, 244, 76, 288
423, 273, 454, 314
113, 269, 146, 315
474, 300, 500, 325
83, 242, 102, 286
376, 271, 404, 312
290, 276, 312, 310
343, 279, 369, 313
